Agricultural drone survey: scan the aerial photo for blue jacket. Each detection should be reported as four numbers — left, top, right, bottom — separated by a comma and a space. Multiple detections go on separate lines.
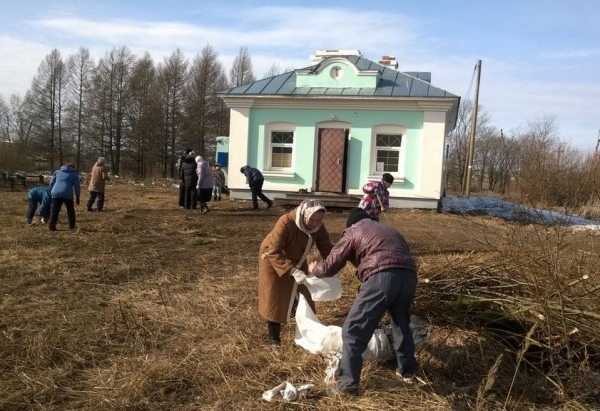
242, 166, 264, 185
50, 165, 81, 200
28, 186, 52, 216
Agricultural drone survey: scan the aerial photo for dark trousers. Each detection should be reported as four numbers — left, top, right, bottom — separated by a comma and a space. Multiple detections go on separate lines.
48, 198, 76, 230
338, 269, 418, 391
183, 186, 197, 209
249, 180, 271, 209
86, 191, 105, 211
178, 183, 185, 207
26, 198, 46, 223
198, 188, 212, 212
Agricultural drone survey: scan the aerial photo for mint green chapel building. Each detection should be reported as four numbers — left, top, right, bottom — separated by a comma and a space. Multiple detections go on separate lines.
218, 50, 460, 209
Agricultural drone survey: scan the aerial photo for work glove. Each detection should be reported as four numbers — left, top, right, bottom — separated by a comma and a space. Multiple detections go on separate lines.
290, 267, 307, 284
76, 197, 80, 205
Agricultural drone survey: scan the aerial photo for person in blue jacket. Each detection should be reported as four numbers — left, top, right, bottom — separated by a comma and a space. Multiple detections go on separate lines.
48, 162, 81, 231
240, 165, 273, 210
25, 186, 51, 226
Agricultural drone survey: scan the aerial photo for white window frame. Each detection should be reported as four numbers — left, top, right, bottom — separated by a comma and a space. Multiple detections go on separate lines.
369, 124, 406, 181
264, 122, 296, 174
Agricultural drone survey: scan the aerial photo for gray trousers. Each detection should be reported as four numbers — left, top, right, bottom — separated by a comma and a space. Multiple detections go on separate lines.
338, 269, 417, 390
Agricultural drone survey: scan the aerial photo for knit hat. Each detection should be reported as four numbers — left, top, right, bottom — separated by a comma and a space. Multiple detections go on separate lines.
382, 173, 394, 185
214, 163, 221, 168
98, 157, 107, 165
346, 207, 369, 228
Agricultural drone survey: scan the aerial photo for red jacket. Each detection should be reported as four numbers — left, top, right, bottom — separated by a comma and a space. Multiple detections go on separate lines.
311, 218, 416, 283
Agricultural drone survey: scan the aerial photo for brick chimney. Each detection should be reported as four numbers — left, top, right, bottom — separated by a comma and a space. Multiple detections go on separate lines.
379, 55, 398, 70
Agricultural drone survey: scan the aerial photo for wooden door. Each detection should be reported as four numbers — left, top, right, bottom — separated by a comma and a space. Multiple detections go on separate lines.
316, 128, 348, 193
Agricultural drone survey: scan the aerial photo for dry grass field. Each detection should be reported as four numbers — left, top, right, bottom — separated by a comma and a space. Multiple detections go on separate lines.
1, 182, 600, 410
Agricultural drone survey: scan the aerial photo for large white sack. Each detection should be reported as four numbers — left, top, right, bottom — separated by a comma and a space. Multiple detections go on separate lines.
294, 295, 394, 361
305, 275, 343, 302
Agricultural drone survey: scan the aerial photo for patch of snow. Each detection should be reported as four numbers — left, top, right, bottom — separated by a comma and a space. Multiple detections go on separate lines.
441, 196, 600, 234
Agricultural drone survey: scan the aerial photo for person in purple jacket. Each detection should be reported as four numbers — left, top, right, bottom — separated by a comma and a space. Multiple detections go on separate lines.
48, 162, 81, 231
308, 207, 418, 396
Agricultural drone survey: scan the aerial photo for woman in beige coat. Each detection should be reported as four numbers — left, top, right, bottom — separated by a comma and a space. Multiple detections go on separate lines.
258, 199, 333, 347
86, 157, 110, 212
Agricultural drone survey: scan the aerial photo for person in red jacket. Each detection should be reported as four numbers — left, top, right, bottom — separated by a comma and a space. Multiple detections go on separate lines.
358, 173, 394, 221
309, 207, 417, 396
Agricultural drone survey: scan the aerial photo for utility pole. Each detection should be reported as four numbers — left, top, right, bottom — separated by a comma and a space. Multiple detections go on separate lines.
463, 60, 482, 197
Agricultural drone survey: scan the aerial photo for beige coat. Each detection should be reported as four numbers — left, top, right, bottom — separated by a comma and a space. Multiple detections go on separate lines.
88, 162, 110, 193
258, 208, 333, 324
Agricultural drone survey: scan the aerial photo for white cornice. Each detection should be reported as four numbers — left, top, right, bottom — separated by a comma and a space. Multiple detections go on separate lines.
221, 95, 459, 111
417, 101, 456, 112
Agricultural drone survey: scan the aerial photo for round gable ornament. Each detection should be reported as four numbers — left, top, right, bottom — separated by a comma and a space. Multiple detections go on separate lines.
330, 66, 343, 79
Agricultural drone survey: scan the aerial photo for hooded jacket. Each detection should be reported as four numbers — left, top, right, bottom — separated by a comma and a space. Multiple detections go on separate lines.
311, 218, 416, 283
88, 161, 110, 193
258, 207, 333, 324
241, 166, 264, 185
179, 157, 198, 188
28, 186, 52, 216
195, 157, 215, 189
50, 165, 81, 200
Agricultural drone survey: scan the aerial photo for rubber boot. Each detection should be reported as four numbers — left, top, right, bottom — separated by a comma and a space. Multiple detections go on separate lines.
267, 321, 281, 347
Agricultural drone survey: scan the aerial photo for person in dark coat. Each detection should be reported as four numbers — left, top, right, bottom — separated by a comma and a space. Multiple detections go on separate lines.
240, 165, 273, 210
259, 199, 333, 348
177, 149, 193, 207
179, 151, 198, 210
309, 207, 418, 396
48, 162, 81, 231
25, 186, 51, 226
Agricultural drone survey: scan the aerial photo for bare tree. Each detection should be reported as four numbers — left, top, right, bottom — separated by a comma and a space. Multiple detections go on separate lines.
66, 47, 95, 170
262, 63, 281, 79
157, 49, 188, 177
91, 47, 136, 175
261, 63, 296, 79
0, 95, 8, 142
229, 46, 255, 87
186, 44, 228, 159
127, 52, 160, 177
27, 49, 67, 169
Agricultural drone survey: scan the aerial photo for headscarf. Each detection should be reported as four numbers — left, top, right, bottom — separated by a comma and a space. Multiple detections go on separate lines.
97, 157, 107, 165
295, 199, 326, 235
195, 156, 203, 164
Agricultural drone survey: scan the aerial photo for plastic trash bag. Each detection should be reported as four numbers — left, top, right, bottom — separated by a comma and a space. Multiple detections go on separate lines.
294, 295, 429, 360
305, 274, 342, 302
294, 295, 394, 360
262, 381, 314, 402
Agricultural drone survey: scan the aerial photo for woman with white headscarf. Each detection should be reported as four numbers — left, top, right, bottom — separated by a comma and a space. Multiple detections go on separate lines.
258, 199, 333, 348
195, 156, 214, 214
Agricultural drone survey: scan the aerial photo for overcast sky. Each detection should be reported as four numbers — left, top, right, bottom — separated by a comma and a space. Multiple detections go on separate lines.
1, 0, 599, 150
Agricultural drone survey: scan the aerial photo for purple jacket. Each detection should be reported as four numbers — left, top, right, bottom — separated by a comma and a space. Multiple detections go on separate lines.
311, 218, 416, 283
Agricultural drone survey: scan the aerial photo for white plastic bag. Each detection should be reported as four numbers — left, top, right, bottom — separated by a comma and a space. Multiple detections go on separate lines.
305, 274, 342, 302
294, 295, 394, 360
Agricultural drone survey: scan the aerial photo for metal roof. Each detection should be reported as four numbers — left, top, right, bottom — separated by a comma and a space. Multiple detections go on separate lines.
219, 55, 458, 98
